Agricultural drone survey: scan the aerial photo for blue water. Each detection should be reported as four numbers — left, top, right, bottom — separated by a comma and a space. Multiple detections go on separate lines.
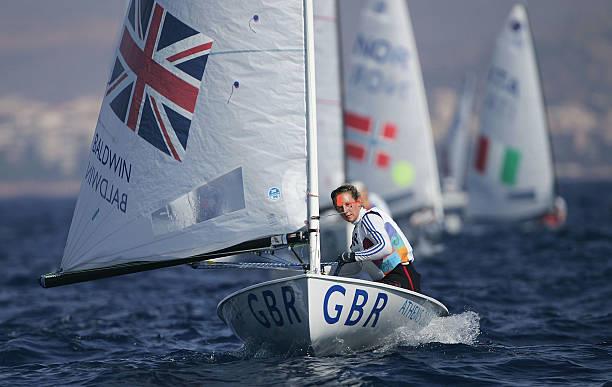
1, 180, 611, 386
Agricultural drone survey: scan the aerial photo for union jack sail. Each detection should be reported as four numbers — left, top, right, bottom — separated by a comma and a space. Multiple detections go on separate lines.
105, 0, 213, 161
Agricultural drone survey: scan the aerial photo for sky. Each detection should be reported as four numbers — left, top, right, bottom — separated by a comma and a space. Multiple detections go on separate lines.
0, 0, 610, 197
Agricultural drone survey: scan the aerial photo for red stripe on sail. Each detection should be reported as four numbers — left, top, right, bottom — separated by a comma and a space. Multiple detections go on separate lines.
346, 142, 366, 161
121, 5, 199, 130
381, 123, 397, 139
167, 41, 213, 62
376, 152, 390, 169
344, 111, 371, 133
106, 73, 128, 96
475, 135, 489, 174
150, 95, 181, 161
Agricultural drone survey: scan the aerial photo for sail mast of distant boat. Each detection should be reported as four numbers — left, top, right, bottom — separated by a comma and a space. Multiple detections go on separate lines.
524, 4, 559, 205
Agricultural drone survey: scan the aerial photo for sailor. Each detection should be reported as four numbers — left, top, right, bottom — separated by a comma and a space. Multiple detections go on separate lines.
331, 184, 421, 292
541, 195, 568, 229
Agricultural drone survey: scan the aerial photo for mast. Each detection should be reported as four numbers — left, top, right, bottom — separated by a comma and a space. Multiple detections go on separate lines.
304, 0, 321, 274
523, 3, 558, 203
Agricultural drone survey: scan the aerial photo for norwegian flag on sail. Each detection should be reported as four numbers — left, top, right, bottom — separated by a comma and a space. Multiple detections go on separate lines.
105, 0, 213, 162
344, 111, 397, 169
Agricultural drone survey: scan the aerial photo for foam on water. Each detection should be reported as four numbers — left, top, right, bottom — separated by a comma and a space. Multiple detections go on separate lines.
237, 312, 481, 358
374, 311, 481, 352
416, 311, 481, 345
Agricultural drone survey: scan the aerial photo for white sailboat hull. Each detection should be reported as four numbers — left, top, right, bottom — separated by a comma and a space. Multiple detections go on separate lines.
217, 273, 448, 355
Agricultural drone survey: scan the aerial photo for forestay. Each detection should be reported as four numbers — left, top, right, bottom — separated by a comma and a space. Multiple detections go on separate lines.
58, 0, 310, 273
466, 4, 555, 221
340, 0, 443, 219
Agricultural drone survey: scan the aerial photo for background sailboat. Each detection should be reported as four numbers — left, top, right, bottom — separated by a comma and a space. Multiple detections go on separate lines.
440, 74, 476, 234
466, 4, 566, 226
339, 0, 444, 255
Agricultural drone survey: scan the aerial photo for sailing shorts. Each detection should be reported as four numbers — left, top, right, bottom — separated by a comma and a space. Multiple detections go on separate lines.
376, 263, 421, 292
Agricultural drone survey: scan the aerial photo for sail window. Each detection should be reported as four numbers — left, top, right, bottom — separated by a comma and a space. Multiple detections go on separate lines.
151, 167, 246, 235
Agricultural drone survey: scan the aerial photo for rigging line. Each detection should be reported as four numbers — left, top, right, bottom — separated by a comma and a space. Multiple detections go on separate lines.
191, 262, 306, 271
289, 245, 305, 265
209, 48, 303, 56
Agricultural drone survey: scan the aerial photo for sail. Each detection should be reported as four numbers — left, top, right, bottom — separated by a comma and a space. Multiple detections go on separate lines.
340, 0, 443, 219
59, 0, 310, 273
442, 75, 476, 193
315, 0, 344, 207
466, 4, 555, 221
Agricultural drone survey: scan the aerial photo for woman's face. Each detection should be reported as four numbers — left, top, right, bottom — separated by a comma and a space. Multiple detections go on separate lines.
334, 192, 361, 223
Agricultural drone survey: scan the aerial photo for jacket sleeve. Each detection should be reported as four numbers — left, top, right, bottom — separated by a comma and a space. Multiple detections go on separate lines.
354, 212, 393, 262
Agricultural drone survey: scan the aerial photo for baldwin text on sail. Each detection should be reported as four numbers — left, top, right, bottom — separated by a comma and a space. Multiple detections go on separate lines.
84, 132, 133, 214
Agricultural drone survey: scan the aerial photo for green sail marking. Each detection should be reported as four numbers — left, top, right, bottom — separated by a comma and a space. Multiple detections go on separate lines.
500, 148, 521, 186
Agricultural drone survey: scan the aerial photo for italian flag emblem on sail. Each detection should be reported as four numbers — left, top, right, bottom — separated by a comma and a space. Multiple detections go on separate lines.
474, 135, 521, 186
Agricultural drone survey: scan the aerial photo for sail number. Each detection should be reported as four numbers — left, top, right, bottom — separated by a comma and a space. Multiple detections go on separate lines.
245, 285, 388, 329
323, 285, 388, 328
348, 35, 411, 98
247, 286, 302, 328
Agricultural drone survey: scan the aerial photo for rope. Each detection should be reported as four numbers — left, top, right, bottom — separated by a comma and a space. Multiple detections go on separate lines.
191, 261, 308, 271
191, 261, 340, 272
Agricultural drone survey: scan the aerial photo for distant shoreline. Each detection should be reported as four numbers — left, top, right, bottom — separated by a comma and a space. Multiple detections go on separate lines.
0, 181, 80, 199
1, 172, 612, 199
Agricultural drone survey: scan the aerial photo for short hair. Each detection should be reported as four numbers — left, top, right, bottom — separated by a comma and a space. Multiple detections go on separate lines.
331, 184, 360, 205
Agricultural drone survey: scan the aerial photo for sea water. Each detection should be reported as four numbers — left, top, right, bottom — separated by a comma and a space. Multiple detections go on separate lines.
0, 180, 611, 385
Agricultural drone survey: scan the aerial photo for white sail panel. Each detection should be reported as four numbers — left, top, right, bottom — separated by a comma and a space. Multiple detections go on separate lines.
314, 0, 343, 205
341, 0, 442, 218
61, 0, 308, 272
466, 4, 554, 221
